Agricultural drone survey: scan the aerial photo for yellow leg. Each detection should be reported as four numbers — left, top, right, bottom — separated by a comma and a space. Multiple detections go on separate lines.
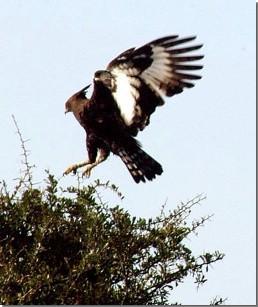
64, 149, 109, 177
82, 150, 108, 177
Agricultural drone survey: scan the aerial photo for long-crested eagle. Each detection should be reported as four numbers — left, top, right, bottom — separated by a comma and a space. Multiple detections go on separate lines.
64, 35, 204, 183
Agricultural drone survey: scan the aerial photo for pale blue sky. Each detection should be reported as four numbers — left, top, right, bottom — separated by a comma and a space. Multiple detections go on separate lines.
0, 0, 256, 304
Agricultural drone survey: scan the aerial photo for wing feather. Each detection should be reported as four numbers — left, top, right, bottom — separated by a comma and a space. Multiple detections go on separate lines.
106, 35, 204, 134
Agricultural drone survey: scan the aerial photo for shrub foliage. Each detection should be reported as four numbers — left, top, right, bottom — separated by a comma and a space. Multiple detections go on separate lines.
0, 173, 224, 304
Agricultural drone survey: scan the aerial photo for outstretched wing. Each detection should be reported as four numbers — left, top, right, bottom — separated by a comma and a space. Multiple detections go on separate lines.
107, 35, 204, 134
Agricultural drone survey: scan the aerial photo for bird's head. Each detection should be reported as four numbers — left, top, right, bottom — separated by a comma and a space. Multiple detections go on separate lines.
65, 84, 91, 114
94, 70, 115, 89
64, 99, 73, 114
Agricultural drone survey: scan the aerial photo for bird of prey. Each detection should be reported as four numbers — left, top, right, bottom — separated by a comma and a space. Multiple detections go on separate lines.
64, 35, 204, 183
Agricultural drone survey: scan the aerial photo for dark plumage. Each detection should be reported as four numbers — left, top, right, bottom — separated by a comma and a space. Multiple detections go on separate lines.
64, 35, 204, 183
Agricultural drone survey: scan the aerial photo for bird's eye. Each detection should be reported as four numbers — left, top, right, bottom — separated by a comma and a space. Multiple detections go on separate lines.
95, 71, 101, 78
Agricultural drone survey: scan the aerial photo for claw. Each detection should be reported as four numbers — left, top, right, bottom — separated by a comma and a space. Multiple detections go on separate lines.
82, 165, 92, 178
64, 160, 89, 176
63, 164, 79, 176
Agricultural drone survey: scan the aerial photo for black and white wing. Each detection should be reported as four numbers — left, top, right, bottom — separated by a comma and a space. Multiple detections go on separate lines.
107, 35, 204, 135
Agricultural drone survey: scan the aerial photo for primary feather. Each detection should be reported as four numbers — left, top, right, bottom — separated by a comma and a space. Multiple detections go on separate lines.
107, 35, 203, 134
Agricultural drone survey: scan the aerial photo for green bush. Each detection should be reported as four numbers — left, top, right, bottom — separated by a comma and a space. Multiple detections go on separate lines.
0, 173, 224, 304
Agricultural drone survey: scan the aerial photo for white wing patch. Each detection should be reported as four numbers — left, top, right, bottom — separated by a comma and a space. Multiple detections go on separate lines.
141, 45, 172, 96
112, 68, 140, 126
107, 36, 203, 129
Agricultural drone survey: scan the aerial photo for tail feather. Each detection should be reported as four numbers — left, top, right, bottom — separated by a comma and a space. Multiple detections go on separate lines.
117, 146, 163, 183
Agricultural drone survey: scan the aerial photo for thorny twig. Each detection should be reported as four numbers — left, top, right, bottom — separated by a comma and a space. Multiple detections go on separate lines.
11, 114, 35, 195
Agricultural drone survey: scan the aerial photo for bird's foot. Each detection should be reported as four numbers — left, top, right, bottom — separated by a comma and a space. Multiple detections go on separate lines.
63, 164, 79, 175
63, 160, 89, 176
82, 165, 93, 178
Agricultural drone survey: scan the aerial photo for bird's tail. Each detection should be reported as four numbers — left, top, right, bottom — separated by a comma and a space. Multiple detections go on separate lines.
117, 144, 163, 183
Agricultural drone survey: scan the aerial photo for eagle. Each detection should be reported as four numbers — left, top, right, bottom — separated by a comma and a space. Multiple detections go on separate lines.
64, 35, 204, 183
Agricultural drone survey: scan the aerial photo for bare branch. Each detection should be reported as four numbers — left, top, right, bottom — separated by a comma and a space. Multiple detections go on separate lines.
11, 114, 35, 194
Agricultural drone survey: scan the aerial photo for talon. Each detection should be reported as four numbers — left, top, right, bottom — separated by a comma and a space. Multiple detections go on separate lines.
82, 165, 92, 178
82, 170, 91, 178
64, 164, 78, 176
